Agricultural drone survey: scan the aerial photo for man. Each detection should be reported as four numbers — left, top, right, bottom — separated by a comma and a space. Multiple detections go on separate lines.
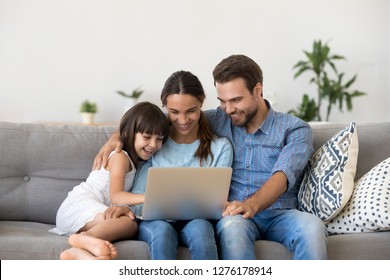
95, 54, 327, 259
206, 54, 327, 259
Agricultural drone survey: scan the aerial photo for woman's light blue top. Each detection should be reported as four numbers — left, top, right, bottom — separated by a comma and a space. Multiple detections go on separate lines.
130, 136, 233, 215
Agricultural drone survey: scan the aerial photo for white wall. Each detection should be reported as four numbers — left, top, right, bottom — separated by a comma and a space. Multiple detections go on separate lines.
0, 0, 388, 124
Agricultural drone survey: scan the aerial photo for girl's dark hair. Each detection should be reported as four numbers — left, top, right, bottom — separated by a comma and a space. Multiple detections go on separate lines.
212, 54, 263, 95
119, 101, 170, 169
161, 70, 215, 165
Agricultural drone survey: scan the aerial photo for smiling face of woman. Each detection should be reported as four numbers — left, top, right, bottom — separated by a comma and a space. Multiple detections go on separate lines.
165, 93, 202, 143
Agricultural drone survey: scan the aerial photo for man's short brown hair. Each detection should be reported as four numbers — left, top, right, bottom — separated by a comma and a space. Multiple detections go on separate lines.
212, 54, 263, 93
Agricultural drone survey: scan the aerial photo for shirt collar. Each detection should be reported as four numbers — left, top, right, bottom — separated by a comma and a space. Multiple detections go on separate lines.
259, 99, 274, 136
238, 99, 274, 135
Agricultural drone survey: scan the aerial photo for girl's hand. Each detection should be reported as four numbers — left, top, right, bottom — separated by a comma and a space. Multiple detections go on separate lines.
104, 205, 135, 220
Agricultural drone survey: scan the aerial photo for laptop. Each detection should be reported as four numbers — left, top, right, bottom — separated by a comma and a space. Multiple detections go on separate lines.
137, 167, 232, 220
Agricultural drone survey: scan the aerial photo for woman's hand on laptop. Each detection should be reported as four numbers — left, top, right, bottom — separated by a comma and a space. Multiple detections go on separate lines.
92, 131, 123, 170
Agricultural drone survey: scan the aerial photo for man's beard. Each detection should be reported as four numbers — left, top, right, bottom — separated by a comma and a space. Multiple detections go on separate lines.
230, 106, 258, 127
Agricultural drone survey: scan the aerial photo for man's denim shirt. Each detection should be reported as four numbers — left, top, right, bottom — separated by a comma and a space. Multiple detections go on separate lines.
204, 101, 314, 210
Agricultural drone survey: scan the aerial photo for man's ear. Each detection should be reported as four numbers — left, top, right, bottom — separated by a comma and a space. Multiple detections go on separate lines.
253, 82, 263, 98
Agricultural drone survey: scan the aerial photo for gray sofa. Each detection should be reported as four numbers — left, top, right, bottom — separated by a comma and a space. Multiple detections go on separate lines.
0, 121, 389, 260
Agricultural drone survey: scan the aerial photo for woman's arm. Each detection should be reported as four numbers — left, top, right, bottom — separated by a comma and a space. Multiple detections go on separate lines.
107, 152, 144, 205
92, 131, 123, 170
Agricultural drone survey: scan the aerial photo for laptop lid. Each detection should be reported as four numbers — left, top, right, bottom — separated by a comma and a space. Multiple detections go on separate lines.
139, 167, 232, 220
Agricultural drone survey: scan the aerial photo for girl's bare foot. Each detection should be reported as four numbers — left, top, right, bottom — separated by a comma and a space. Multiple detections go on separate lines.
66, 233, 118, 259
60, 247, 111, 260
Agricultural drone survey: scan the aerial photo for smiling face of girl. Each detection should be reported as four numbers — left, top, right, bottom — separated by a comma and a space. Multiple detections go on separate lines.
133, 132, 165, 161
119, 101, 170, 169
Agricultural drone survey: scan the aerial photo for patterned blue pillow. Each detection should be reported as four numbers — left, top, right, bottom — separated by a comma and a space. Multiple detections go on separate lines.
298, 122, 359, 222
326, 157, 390, 234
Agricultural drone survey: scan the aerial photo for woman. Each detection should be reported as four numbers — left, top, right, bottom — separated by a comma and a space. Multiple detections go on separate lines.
95, 71, 233, 259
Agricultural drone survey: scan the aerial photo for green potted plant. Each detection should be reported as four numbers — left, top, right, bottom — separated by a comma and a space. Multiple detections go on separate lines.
116, 87, 144, 114
288, 40, 366, 122
80, 100, 97, 125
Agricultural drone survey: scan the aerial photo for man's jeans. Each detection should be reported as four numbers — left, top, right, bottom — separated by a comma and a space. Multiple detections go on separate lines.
138, 219, 218, 260
215, 209, 328, 260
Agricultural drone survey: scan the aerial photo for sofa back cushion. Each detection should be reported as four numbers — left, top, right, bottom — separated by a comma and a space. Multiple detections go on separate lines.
1, 121, 389, 225
0, 122, 117, 224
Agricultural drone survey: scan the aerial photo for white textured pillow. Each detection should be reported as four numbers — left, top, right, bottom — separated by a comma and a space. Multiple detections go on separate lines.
326, 157, 390, 235
298, 122, 359, 222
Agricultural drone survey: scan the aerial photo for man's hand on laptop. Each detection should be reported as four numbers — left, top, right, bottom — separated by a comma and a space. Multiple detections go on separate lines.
105, 204, 135, 220
222, 200, 257, 219
92, 131, 123, 170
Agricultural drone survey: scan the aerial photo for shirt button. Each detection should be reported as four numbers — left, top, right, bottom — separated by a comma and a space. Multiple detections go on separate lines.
23, 176, 30, 182
246, 165, 249, 169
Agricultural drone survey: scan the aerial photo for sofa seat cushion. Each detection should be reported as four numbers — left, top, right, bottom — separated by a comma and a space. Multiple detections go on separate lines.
0, 221, 69, 259
327, 231, 390, 259
2, 220, 389, 260
0, 221, 151, 260
0, 220, 295, 260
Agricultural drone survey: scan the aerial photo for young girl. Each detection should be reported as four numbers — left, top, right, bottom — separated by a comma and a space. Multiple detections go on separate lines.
50, 102, 170, 260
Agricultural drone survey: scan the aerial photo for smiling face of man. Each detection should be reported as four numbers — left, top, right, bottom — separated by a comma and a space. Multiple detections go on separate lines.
216, 77, 265, 132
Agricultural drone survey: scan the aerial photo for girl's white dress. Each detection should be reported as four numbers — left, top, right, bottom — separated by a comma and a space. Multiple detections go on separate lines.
49, 151, 135, 236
